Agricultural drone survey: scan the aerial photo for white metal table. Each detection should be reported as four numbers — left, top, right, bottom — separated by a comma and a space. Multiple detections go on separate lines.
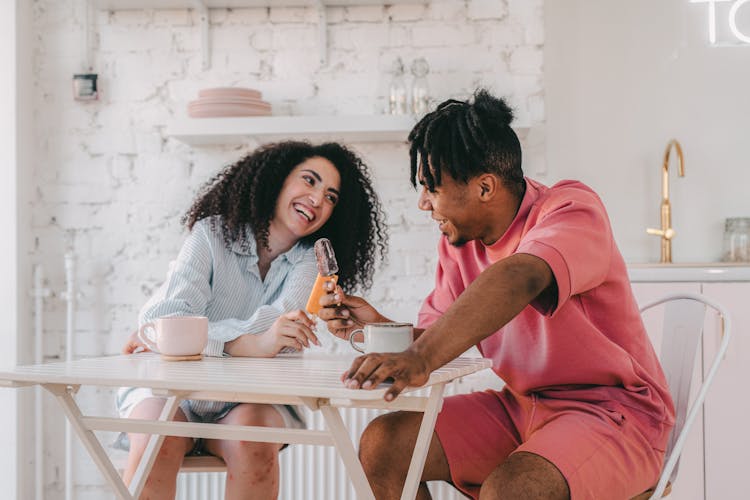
0, 353, 491, 500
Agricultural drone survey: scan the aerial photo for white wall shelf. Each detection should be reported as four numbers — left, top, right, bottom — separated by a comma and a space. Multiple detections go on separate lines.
165, 114, 531, 146
166, 114, 416, 145
95, 1, 429, 67
96, 1, 426, 7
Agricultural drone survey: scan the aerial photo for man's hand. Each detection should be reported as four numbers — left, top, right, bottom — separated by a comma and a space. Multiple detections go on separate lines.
122, 330, 149, 354
342, 350, 431, 401
318, 283, 388, 340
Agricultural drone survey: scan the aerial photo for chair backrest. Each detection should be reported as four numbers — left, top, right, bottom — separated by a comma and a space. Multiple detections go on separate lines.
639, 293, 731, 499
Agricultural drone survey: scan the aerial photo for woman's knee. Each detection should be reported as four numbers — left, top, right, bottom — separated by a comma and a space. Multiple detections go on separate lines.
220, 403, 285, 428
126, 398, 191, 461
223, 439, 280, 464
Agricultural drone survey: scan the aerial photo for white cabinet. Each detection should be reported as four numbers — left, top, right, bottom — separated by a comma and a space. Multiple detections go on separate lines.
630, 280, 750, 500
700, 283, 750, 500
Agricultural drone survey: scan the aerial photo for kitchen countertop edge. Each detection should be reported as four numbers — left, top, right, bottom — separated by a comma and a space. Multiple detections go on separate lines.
627, 263, 750, 282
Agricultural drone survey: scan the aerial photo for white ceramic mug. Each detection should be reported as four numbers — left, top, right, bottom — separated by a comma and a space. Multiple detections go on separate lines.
349, 322, 414, 354
138, 316, 208, 357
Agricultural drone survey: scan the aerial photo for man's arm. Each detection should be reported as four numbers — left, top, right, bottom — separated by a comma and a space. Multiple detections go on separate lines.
412, 252, 552, 369
344, 252, 553, 400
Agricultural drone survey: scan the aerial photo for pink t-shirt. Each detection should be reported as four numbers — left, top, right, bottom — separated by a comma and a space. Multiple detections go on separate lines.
418, 178, 675, 426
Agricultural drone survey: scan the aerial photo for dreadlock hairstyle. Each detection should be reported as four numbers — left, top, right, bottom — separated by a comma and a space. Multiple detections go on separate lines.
408, 89, 525, 199
182, 141, 388, 294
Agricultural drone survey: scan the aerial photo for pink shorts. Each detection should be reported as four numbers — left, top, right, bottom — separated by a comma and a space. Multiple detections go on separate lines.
434, 389, 669, 500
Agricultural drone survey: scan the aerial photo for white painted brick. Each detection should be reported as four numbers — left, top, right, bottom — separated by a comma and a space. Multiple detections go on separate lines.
99, 24, 175, 53
427, 1, 467, 21
412, 24, 477, 47
271, 25, 318, 50
528, 92, 545, 124
211, 24, 255, 49
468, 0, 508, 20
106, 8, 153, 26
343, 5, 385, 22
329, 24, 389, 51
250, 26, 274, 50
326, 6, 346, 24
153, 8, 192, 26
219, 6, 269, 25
508, 0, 544, 44
483, 19, 526, 47
509, 44, 543, 74
386, 4, 427, 22
269, 6, 316, 24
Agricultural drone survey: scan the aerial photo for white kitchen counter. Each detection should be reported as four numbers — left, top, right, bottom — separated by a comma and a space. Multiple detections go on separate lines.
627, 263, 750, 282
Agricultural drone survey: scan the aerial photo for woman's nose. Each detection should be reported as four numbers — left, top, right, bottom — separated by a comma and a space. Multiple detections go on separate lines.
309, 190, 321, 207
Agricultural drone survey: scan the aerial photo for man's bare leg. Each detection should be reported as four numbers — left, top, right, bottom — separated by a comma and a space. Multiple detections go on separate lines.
359, 411, 451, 500
479, 451, 570, 500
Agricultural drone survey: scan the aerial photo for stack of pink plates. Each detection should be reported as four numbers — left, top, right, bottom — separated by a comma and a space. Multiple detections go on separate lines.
188, 87, 271, 118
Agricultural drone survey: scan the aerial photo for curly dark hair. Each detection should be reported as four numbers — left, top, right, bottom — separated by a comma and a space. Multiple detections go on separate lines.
408, 89, 525, 199
182, 141, 388, 293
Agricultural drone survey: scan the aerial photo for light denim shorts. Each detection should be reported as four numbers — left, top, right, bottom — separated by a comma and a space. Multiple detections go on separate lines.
115, 386, 305, 453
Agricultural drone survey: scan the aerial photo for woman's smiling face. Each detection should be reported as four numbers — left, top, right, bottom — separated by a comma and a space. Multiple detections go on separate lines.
273, 156, 341, 240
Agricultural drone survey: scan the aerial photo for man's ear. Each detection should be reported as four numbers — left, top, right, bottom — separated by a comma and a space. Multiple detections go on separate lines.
476, 174, 497, 201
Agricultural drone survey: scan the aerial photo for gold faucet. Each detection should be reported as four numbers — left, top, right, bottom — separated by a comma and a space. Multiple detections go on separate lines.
647, 139, 685, 263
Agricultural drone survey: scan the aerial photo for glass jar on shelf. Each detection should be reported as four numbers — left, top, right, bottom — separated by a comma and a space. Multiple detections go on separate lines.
410, 57, 430, 116
722, 217, 750, 262
388, 58, 408, 115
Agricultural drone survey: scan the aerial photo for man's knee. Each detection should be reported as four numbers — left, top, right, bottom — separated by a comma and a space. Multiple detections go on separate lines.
480, 451, 570, 500
359, 411, 419, 474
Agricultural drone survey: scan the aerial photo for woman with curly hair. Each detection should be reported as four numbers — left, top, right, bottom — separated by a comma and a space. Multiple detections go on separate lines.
117, 141, 387, 499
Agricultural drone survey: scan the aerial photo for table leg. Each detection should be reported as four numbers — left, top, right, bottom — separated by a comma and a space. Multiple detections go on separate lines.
319, 405, 376, 500
129, 394, 183, 498
46, 384, 134, 500
401, 383, 445, 500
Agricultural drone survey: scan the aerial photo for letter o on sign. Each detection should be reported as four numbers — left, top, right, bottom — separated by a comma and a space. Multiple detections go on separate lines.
730, 0, 750, 43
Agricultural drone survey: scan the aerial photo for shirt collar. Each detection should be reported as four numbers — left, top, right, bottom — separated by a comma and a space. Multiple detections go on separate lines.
230, 229, 310, 265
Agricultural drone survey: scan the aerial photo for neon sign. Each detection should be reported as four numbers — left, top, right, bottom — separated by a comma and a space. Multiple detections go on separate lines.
691, 0, 750, 44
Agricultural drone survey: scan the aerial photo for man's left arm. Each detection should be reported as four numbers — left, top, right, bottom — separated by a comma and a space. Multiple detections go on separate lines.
344, 252, 553, 399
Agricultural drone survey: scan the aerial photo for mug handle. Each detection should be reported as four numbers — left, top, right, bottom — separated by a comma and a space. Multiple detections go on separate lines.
137, 323, 159, 352
349, 329, 365, 354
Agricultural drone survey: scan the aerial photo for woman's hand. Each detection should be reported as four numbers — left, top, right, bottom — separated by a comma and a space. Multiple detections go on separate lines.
226, 310, 319, 358
317, 284, 389, 340
122, 330, 149, 354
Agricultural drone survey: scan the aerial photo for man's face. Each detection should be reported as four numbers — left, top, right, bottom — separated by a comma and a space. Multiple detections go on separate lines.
417, 170, 479, 246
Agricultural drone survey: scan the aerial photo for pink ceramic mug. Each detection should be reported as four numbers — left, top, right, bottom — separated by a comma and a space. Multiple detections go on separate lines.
138, 316, 208, 356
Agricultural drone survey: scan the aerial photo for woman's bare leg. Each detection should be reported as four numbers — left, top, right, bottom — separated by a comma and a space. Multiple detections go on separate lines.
122, 397, 193, 500
204, 403, 286, 500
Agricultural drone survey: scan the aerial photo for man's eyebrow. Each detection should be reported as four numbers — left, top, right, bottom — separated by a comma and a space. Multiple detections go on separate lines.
303, 168, 340, 196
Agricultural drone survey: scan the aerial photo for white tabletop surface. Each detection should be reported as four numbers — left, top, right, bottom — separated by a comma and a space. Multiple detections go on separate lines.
0, 353, 492, 401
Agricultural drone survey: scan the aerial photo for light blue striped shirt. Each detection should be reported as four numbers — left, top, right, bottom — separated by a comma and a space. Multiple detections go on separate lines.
120, 217, 318, 421
140, 217, 318, 357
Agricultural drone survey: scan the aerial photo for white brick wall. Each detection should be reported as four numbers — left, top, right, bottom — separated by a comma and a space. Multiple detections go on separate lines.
30, 1, 544, 497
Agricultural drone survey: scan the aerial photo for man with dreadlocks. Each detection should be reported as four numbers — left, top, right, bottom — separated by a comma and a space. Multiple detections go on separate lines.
319, 90, 674, 499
